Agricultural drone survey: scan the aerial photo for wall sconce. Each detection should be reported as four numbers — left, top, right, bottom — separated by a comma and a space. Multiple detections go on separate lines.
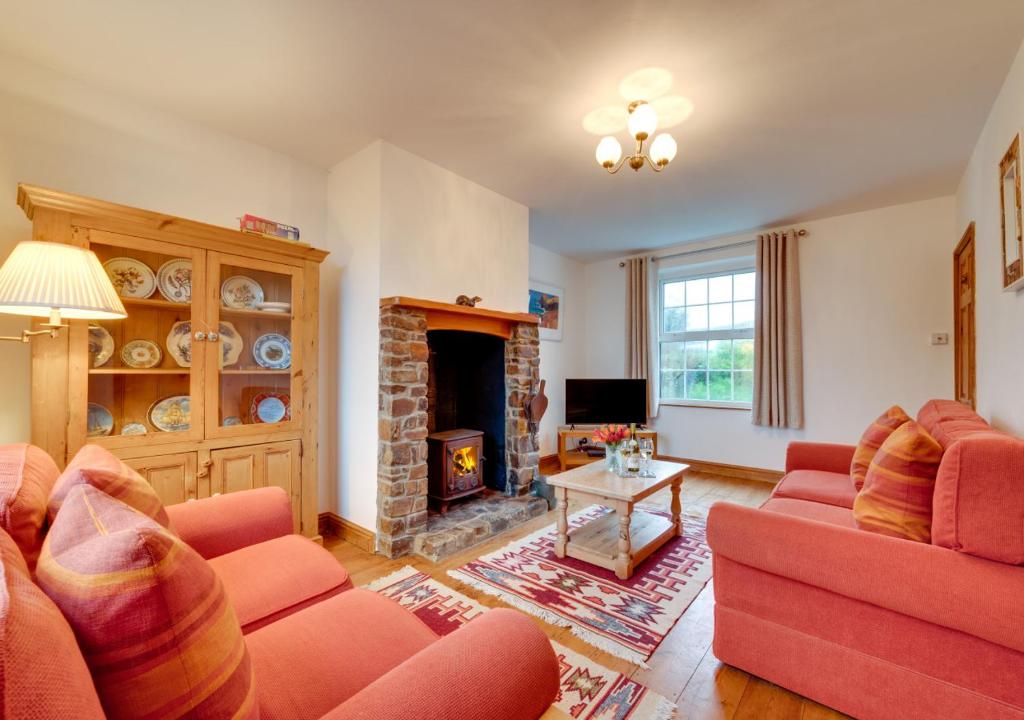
0, 241, 126, 342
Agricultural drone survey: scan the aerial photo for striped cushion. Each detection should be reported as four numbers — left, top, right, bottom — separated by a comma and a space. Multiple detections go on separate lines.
35, 485, 257, 720
850, 405, 911, 490
853, 421, 943, 542
0, 443, 59, 568
48, 444, 169, 527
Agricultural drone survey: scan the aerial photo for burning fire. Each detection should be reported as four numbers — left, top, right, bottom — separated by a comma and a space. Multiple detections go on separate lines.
452, 447, 477, 476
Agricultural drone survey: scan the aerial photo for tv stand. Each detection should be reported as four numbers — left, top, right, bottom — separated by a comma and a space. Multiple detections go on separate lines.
556, 427, 659, 472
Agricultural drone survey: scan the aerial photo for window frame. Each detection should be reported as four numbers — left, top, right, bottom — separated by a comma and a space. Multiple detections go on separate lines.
658, 266, 756, 410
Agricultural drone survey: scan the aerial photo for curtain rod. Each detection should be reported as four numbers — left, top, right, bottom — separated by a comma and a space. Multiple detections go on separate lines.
618, 228, 807, 267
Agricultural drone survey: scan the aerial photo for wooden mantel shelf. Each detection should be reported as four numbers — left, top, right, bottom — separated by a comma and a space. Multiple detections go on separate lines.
380, 296, 538, 339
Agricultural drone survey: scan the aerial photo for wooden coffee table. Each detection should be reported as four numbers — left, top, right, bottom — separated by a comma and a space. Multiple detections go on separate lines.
546, 459, 688, 580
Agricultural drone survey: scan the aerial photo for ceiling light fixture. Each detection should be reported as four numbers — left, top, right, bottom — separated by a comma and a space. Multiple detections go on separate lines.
595, 100, 677, 174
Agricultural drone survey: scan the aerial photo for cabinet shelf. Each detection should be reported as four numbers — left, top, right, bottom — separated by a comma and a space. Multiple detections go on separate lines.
120, 297, 190, 311
219, 307, 292, 319
220, 368, 292, 375
89, 368, 190, 375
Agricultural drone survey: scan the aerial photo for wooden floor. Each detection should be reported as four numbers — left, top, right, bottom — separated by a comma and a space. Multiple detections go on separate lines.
325, 471, 851, 720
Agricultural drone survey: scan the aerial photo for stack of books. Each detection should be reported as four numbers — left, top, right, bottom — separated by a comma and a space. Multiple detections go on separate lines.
239, 214, 300, 242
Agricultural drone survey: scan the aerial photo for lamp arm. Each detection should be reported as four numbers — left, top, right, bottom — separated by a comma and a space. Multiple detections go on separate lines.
644, 154, 667, 172
603, 156, 630, 174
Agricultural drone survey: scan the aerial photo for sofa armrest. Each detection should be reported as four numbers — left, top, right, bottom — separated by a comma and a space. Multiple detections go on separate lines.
321, 608, 560, 720
165, 487, 294, 559
707, 501, 1024, 653
784, 441, 856, 474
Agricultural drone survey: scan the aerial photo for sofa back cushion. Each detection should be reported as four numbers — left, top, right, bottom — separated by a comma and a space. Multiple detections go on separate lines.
853, 421, 943, 542
850, 405, 911, 490
0, 443, 59, 568
916, 399, 995, 449
48, 443, 169, 527
35, 485, 258, 720
0, 526, 105, 719
932, 433, 1024, 564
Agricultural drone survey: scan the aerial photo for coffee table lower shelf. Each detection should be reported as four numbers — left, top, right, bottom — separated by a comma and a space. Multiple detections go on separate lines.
564, 509, 675, 576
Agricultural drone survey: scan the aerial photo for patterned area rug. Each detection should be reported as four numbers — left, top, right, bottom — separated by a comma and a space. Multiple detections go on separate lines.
367, 566, 675, 720
448, 505, 711, 667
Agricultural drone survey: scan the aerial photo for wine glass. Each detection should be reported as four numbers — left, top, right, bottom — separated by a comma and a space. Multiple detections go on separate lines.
638, 437, 655, 477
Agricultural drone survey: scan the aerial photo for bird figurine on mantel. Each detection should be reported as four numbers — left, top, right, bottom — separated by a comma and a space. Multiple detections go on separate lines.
455, 295, 482, 307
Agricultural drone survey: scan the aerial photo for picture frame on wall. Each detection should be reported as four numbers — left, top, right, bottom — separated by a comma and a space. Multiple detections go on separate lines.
528, 281, 563, 341
999, 134, 1024, 291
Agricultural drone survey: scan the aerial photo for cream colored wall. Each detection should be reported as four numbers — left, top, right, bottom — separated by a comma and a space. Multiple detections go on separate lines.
583, 196, 956, 470
0, 53, 326, 446
956, 38, 1024, 435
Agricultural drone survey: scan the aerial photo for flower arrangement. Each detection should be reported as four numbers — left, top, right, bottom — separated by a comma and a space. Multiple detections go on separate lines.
592, 424, 630, 448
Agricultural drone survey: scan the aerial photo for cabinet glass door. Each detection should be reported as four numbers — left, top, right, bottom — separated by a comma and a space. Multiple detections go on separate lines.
207, 252, 302, 437
81, 231, 206, 448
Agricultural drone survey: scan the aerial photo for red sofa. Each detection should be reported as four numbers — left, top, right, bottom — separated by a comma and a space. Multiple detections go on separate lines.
708, 400, 1024, 720
1, 444, 560, 719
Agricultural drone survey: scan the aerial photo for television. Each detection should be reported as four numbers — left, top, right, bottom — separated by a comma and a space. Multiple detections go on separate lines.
565, 379, 647, 426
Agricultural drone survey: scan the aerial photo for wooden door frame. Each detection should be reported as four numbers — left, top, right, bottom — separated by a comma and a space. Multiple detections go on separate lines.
954, 222, 976, 408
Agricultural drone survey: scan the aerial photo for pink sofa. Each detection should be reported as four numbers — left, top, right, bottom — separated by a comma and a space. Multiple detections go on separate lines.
708, 400, 1024, 720
1, 444, 560, 719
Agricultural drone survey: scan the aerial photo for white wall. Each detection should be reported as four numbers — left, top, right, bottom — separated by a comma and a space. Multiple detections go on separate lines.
528, 244, 586, 456
956, 38, 1024, 435
583, 196, 957, 470
0, 53, 326, 445
379, 143, 529, 312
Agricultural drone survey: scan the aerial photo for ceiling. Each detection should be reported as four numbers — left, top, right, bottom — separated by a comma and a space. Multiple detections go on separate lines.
0, 0, 1022, 260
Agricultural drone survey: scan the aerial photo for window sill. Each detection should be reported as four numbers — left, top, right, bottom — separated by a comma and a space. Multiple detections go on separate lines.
659, 400, 752, 411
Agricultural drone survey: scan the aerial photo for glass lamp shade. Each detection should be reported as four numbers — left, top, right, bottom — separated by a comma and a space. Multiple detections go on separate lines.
627, 102, 658, 140
0, 241, 127, 320
595, 136, 623, 168
650, 133, 678, 165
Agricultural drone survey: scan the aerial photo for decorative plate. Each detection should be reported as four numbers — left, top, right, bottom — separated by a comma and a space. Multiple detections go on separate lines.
256, 301, 291, 314
86, 403, 114, 437
121, 339, 162, 369
221, 275, 265, 309
149, 395, 191, 433
253, 333, 291, 370
218, 321, 243, 368
222, 416, 243, 427
88, 326, 114, 368
102, 257, 156, 299
166, 321, 192, 367
156, 258, 193, 303
250, 393, 290, 424
121, 422, 148, 436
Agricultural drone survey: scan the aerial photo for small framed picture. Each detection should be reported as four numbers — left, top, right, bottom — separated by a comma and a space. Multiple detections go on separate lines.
528, 281, 563, 341
999, 134, 1024, 290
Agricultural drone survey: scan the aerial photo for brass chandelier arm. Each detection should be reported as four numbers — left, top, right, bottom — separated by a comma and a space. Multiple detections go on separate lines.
644, 154, 667, 172
603, 156, 631, 174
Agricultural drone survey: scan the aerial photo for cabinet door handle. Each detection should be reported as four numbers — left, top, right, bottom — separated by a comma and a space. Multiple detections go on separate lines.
194, 331, 207, 341
207, 331, 220, 342
196, 459, 212, 478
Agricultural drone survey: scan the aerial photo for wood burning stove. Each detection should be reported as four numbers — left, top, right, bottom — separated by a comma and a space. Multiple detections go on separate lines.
427, 428, 484, 513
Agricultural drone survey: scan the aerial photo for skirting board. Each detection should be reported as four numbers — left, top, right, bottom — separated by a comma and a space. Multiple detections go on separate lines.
658, 455, 783, 484
539, 453, 560, 474
318, 512, 376, 552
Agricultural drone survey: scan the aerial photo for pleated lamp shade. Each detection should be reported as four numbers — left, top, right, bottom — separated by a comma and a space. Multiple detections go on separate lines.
0, 241, 127, 320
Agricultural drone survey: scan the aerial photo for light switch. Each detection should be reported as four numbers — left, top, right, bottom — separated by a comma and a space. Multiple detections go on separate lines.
931, 333, 949, 346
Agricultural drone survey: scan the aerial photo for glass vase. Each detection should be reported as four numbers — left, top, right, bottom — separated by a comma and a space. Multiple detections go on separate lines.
604, 443, 622, 473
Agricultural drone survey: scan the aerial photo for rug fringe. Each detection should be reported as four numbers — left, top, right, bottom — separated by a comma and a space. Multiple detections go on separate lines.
363, 564, 421, 592
648, 695, 678, 719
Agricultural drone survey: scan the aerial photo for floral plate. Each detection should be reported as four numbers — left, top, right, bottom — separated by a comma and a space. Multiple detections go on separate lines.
221, 275, 265, 309
102, 257, 156, 299
157, 258, 192, 303
121, 339, 162, 369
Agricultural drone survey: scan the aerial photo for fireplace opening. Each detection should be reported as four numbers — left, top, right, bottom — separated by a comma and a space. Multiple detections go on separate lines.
427, 429, 484, 513
427, 330, 507, 493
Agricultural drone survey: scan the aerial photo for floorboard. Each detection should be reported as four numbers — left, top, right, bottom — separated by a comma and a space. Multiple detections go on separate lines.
324, 470, 853, 719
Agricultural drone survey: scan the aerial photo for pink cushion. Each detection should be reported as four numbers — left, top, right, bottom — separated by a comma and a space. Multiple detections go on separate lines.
0, 443, 59, 568
932, 433, 1024, 564
246, 589, 439, 720
760, 497, 857, 528
210, 534, 352, 633
771, 470, 857, 509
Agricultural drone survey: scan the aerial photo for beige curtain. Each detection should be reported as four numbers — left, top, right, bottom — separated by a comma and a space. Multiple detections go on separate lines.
625, 257, 658, 417
753, 231, 804, 428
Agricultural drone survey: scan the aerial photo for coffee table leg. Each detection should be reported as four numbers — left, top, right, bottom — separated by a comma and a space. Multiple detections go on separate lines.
554, 487, 568, 557
616, 501, 633, 580
671, 477, 683, 537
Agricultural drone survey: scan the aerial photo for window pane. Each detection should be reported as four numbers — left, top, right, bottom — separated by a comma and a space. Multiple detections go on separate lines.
660, 370, 685, 400
664, 307, 685, 332
708, 275, 732, 303
708, 340, 733, 370
734, 300, 754, 329
709, 371, 733, 401
685, 371, 708, 400
734, 338, 754, 370
685, 341, 707, 369
686, 304, 708, 331
734, 371, 753, 403
660, 341, 685, 370
734, 272, 755, 301
685, 278, 707, 305
664, 282, 685, 307
708, 303, 732, 330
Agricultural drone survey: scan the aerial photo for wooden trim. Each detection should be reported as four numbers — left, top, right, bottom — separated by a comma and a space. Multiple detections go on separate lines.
319, 512, 376, 552
953, 222, 977, 409
539, 453, 560, 475
657, 454, 783, 484
17, 183, 329, 262
380, 296, 538, 339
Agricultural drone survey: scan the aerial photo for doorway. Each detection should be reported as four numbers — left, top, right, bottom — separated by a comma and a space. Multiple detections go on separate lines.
954, 222, 976, 408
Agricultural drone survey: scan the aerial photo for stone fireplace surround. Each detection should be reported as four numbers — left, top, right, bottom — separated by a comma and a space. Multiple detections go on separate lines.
377, 297, 541, 558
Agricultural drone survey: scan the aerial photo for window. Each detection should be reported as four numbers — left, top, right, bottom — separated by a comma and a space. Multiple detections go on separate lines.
659, 269, 755, 406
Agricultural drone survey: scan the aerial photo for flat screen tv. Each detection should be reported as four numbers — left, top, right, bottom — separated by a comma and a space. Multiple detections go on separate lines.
565, 379, 647, 426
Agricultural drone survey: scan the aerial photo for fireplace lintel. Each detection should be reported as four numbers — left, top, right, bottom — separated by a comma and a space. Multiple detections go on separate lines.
380, 296, 538, 339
